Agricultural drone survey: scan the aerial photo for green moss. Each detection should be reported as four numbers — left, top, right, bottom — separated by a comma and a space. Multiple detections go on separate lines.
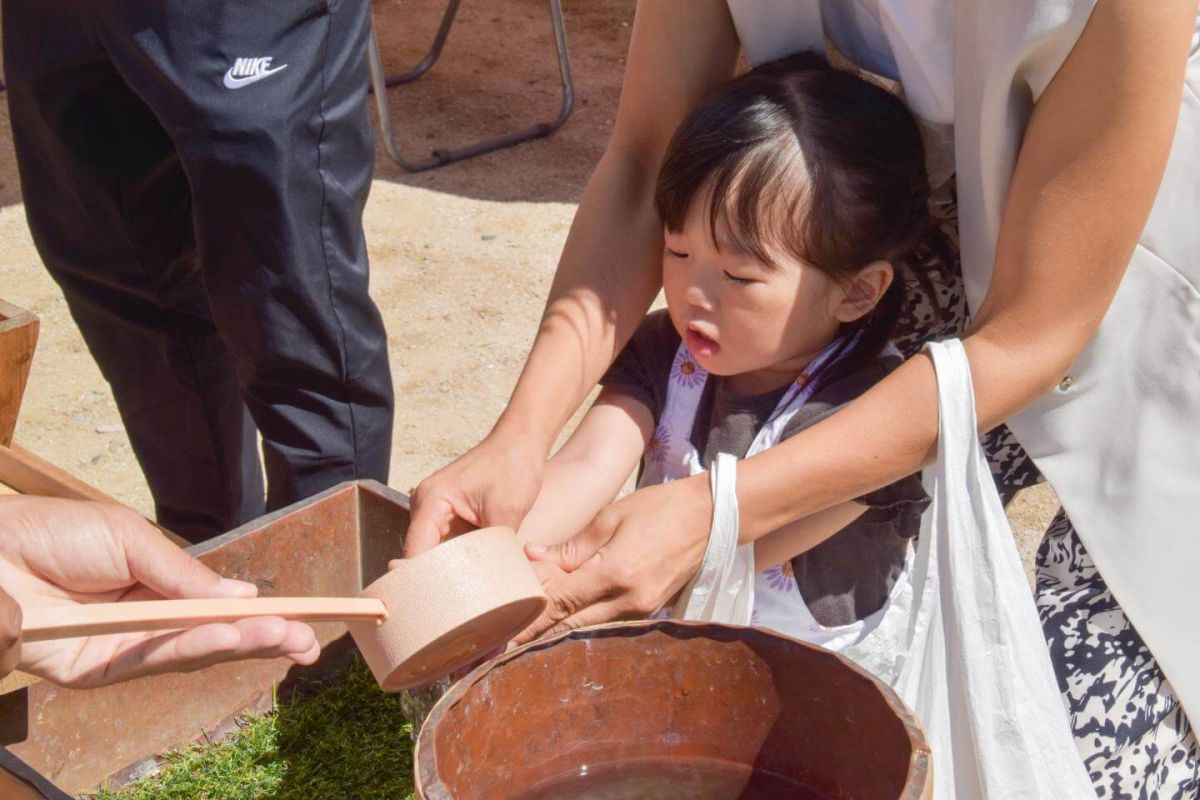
89, 658, 416, 800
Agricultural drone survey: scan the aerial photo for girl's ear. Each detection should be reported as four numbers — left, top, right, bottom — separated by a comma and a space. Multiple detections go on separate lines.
833, 260, 894, 323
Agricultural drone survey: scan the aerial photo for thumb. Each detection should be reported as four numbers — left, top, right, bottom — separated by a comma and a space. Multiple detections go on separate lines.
524, 520, 608, 573
403, 495, 450, 559
115, 510, 257, 600
403, 492, 480, 558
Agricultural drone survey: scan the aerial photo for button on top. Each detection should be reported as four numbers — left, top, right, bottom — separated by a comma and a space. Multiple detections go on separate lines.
1058, 376, 1075, 392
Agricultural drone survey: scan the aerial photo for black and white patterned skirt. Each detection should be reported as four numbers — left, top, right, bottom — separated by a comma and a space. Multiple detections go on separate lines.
893, 190, 1199, 799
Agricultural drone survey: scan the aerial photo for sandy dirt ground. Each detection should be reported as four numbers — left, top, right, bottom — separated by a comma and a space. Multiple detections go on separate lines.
0, 0, 1058, 577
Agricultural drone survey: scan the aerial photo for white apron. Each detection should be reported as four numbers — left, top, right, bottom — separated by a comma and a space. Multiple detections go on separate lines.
642, 337, 916, 673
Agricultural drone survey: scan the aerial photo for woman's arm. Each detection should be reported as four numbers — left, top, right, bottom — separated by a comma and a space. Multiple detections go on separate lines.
496, 0, 742, 450
737, 0, 1198, 537
405, 0, 740, 555
518, 389, 653, 547
519, 0, 1198, 638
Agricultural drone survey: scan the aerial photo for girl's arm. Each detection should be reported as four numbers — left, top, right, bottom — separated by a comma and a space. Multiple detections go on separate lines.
517, 389, 654, 548
405, 0, 741, 556
753, 504, 867, 570
518, 0, 1198, 639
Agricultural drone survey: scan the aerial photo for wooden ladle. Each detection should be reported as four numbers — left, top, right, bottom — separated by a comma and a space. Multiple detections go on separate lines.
19, 526, 547, 692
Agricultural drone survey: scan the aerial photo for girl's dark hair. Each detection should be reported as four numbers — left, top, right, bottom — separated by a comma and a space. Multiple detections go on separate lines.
655, 52, 942, 361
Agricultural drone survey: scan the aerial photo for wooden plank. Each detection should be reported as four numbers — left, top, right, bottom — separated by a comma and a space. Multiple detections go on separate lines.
0, 300, 39, 449
0, 444, 121, 505
0, 672, 37, 697
0, 445, 191, 563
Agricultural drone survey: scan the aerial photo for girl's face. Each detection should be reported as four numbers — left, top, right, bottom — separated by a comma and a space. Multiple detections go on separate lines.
662, 199, 887, 396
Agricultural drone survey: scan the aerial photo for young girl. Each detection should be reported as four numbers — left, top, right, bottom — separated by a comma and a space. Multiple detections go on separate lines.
518, 54, 935, 645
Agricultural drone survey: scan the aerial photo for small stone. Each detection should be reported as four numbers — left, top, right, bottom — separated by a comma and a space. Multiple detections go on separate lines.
90, 454, 103, 465
96, 423, 125, 434
481, 234, 497, 241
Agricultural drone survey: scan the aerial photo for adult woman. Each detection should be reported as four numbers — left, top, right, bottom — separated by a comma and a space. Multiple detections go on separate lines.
410, 1, 1200, 794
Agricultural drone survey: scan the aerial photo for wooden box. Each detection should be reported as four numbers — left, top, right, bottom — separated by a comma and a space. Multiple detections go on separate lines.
0, 299, 409, 795
1, 480, 410, 795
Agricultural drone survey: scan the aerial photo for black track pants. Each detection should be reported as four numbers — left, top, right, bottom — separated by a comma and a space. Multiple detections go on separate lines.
3, 0, 394, 542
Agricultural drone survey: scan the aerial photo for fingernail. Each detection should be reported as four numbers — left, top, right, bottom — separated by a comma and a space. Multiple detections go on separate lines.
525, 544, 546, 554
219, 578, 258, 597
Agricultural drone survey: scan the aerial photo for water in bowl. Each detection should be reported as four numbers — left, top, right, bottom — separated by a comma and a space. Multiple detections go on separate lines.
519, 757, 832, 800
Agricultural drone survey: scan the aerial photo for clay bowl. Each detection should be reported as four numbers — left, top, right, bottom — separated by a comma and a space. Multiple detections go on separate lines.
347, 525, 547, 691
415, 621, 931, 800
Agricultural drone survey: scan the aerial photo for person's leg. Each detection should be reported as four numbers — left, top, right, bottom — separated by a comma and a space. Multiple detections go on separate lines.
96, 0, 394, 510
1037, 511, 1200, 798
3, 0, 264, 541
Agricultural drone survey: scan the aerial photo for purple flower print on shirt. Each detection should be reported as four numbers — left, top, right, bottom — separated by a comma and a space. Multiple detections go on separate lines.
670, 347, 707, 389
762, 560, 798, 593
646, 425, 671, 465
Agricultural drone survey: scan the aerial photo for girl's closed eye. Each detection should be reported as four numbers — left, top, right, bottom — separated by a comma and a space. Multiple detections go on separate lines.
723, 270, 758, 286
665, 247, 688, 259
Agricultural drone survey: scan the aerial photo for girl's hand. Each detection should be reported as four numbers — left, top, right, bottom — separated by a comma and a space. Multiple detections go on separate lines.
405, 430, 546, 558
0, 496, 320, 689
514, 474, 713, 643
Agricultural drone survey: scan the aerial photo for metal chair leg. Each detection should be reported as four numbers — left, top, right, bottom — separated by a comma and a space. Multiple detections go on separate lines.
383, 0, 461, 87
369, 0, 575, 172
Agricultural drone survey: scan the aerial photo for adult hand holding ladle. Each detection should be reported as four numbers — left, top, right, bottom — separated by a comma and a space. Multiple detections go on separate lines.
0, 496, 329, 688
1, 497, 545, 693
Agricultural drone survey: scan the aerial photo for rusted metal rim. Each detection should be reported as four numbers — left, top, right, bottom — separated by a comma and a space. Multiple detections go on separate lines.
413, 619, 931, 800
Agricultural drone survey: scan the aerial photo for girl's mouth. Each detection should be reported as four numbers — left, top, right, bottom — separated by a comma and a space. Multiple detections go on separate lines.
686, 327, 720, 357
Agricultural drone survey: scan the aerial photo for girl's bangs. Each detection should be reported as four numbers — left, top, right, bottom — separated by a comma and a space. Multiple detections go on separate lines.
660, 135, 812, 270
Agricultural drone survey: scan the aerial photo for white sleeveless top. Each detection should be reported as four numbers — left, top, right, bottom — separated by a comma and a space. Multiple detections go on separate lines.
727, 0, 1200, 724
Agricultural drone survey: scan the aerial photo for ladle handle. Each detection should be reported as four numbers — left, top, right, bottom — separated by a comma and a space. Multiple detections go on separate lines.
20, 597, 388, 642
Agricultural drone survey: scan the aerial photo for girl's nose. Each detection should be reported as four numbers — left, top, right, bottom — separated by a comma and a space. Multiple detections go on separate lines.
685, 277, 716, 312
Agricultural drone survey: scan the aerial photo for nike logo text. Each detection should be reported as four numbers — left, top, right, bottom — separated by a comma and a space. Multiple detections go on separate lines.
223, 56, 288, 89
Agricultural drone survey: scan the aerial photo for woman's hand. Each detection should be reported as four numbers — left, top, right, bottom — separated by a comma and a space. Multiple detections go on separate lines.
0, 496, 320, 688
514, 473, 713, 643
405, 430, 546, 557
